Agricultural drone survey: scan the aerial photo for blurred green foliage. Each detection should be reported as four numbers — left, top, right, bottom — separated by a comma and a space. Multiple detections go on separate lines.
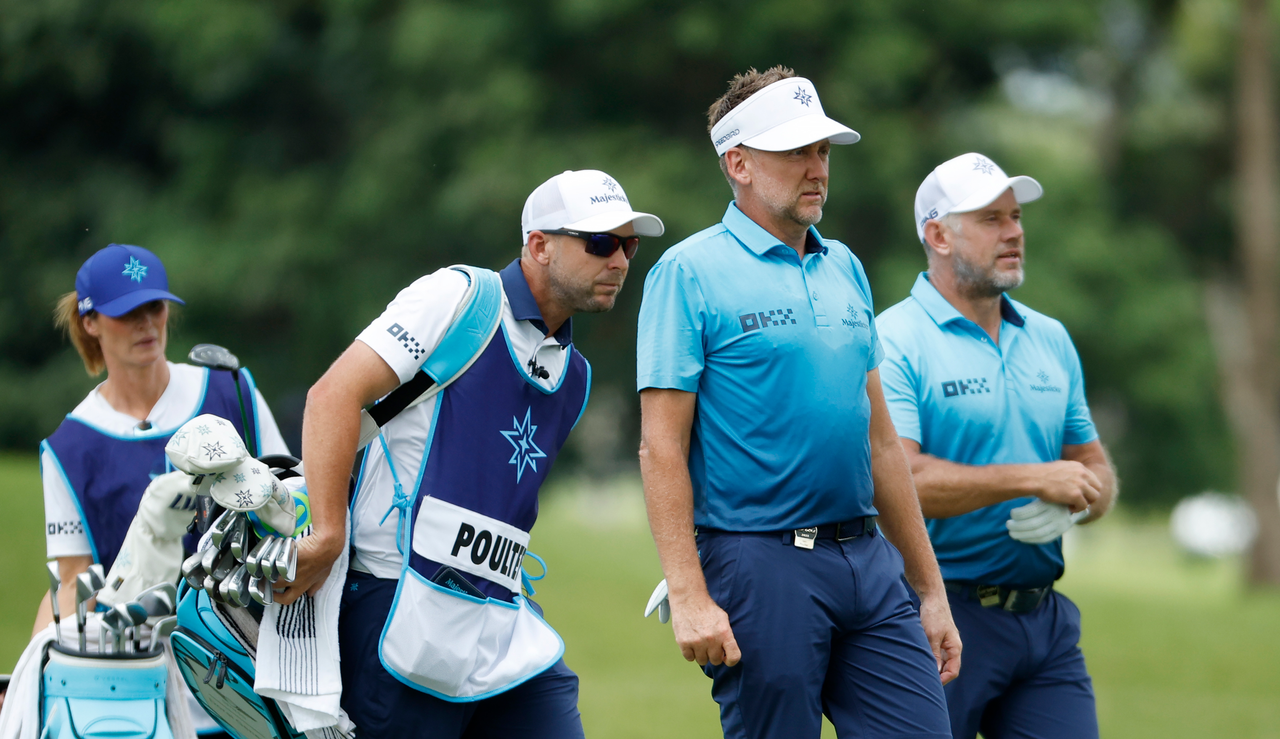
0, 0, 1250, 506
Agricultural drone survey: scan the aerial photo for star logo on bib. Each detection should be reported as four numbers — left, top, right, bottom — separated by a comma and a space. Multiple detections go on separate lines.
500, 407, 547, 483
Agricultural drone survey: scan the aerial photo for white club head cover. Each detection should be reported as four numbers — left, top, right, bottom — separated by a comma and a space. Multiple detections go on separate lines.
97, 471, 199, 607
1006, 499, 1089, 545
166, 414, 248, 475
644, 578, 670, 624
209, 459, 297, 535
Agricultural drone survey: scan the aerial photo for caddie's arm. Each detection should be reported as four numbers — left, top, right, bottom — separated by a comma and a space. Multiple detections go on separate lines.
276, 341, 400, 605
867, 369, 961, 684
903, 439, 1115, 520
638, 388, 741, 668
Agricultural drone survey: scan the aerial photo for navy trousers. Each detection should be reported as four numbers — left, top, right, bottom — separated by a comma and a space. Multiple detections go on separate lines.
943, 589, 1097, 739
699, 528, 951, 739
337, 570, 585, 739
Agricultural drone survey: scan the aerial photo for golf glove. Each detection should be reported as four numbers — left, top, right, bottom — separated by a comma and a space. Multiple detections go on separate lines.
1006, 499, 1088, 545
97, 471, 200, 607
165, 413, 248, 474
644, 578, 670, 624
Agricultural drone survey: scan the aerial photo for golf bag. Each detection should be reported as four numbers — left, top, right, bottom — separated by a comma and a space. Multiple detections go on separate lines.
40, 644, 176, 739
170, 585, 304, 739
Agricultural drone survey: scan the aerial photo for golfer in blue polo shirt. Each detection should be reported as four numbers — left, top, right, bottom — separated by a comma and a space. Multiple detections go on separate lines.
877, 153, 1118, 739
636, 66, 958, 739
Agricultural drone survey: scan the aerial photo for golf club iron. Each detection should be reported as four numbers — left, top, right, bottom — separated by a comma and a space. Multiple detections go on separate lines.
150, 615, 178, 652
182, 550, 208, 590
275, 537, 298, 583
45, 562, 62, 646
75, 572, 95, 653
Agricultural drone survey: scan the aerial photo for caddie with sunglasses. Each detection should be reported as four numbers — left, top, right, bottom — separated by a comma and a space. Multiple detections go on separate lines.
636, 66, 958, 739
282, 169, 662, 738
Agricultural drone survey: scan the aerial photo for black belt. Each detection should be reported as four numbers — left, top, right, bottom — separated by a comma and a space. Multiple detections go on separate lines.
945, 581, 1052, 614
697, 516, 877, 549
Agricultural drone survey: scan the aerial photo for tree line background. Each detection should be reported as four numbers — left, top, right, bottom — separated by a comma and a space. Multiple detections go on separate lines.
2, 0, 1277, 575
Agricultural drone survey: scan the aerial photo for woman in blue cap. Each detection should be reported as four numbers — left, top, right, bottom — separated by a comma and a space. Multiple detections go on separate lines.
30, 244, 289, 731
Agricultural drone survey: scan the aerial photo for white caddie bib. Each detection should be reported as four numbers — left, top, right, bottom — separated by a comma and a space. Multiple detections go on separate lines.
411, 497, 529, 595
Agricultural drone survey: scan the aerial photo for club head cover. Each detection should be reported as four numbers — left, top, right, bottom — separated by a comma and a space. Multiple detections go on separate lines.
166, 414, 248, 474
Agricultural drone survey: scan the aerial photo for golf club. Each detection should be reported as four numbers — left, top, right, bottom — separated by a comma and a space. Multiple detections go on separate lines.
259, 537, 284, 581
245, 535, 275, 578
201, 540, 222, 574
45, 562, 63, 646
219, 564, 251, 608
228, 514, 250, 561
210, 509, 236, 549
249, 576, 272, 606
182, 550, 208, 590
274, 537, 298, 583
188, 344, 255, 454
109, 603, 148, 653
150, 615, 178, 652
136, 583, 177, 621
88, 563, 105, 590
75, 572, 95, 653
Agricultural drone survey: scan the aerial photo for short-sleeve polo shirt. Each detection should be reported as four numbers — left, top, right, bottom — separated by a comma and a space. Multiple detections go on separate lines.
877, 272, 1098, 588
636, 203, 884, 532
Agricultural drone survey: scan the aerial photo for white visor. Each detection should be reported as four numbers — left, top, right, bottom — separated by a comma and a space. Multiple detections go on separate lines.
709, 77, 860, 156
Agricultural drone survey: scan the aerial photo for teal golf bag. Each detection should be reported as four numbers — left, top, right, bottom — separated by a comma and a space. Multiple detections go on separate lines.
40, 644, 174, 739
170, 583, 306, 739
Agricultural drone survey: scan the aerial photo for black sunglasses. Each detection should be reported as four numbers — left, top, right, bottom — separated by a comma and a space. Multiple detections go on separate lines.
542, 229, 640, 260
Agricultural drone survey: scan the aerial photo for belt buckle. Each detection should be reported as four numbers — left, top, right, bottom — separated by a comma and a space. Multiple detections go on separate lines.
834, 517, 855, 543
1003, 588, 1048, 613
794, 527, 818, 550
976, 585, 1002, 607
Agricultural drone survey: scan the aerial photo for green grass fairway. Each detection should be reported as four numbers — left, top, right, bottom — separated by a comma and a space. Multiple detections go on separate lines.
3, 457, 1279, 737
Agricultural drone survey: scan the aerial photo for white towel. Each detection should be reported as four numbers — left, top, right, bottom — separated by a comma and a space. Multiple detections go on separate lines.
0, 620, 196, 739
254, 517, 351, 734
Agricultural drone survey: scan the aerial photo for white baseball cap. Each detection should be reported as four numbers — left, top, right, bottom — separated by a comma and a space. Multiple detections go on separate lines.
914, 153, 1043, 242
521, 169, 664, 243
709, 77, 860, 157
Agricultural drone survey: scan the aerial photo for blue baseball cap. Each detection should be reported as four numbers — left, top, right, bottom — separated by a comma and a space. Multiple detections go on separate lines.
74, 244, 185, 317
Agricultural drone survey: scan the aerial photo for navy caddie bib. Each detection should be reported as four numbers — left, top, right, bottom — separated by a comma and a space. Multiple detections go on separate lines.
376, 266, 591, 702
42, 367, 261, 569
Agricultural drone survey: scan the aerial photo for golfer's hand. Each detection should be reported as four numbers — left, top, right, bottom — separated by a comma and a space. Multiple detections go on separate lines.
273, 533, 341, 605
1034, 461, 1101, 514
919, 594, 962, 685
671, 591, 740, 667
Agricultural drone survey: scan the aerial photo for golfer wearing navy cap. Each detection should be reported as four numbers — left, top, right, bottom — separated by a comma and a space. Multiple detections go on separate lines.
637, 66, 957, 739
876, 153, 1118, 739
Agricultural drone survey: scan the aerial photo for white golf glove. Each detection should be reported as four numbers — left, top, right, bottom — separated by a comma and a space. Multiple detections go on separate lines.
644, 579, 670, 624
1006, 499, 1089, 545
97, 471, 200, 607
165, 414, 248, 474
207, 458, 297, 536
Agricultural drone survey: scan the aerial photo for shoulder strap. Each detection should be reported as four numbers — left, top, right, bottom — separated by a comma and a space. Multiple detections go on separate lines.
357, 265, 504, 449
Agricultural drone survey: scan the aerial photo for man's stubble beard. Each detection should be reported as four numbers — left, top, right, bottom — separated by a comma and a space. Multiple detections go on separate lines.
547, 259, 623, 315
758, 178, 825, 229
952, 244, 1025, 300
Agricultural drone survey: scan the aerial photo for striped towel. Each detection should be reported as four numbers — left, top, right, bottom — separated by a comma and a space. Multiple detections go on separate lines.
254, 516, 352, 736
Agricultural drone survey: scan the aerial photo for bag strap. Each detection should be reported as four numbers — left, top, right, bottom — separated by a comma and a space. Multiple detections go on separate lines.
356, 266, 504, 449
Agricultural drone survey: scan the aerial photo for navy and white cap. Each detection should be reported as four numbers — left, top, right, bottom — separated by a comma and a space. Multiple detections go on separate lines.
521, 169, 664, 243
914, 153, 1043, 242
74, 244, 185, 316
709, 77, 860, 156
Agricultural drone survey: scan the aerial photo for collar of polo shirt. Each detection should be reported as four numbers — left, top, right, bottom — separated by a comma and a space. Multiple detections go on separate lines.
709, 77, 860, 156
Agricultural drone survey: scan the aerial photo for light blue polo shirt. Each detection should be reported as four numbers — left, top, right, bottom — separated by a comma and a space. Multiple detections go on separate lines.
636, 203, 883, 532
877, 273, 1097, 588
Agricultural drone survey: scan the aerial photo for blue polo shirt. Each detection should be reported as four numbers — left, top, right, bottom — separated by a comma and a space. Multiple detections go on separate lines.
636, 203, 883, 532
877, 273, 1097, 588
